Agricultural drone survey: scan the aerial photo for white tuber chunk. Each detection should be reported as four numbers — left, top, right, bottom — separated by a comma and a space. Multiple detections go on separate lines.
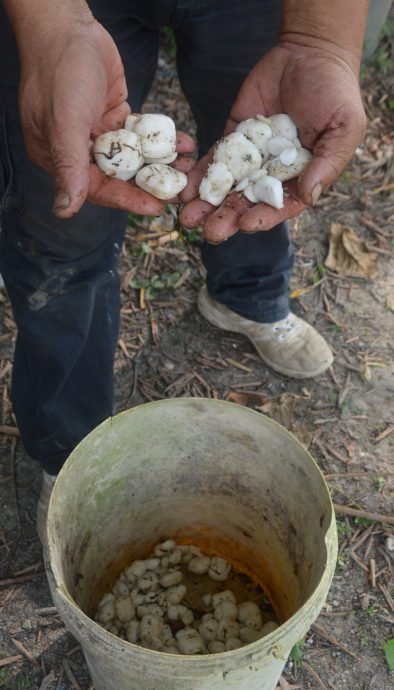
94, 129, 144, 181
126, 619, 139, 644
216, 619, 240, 642
154, 539, 176, 556
139, 614, 164, 650
144, 152, 178, 165
167, 549, 183, 566
261, 620, 279, 636
208, 556, 231, 581
239, 626, 262, 643
213, 601, 238, 622
267, 148, 312, 182
211, 591, 236, 608
163, 646, 181, 654
98, 593, 114, 608
214, 132, 262, 182
237, 602, 262, 630
115, 595, 135, 623
198, 615, 218, 642
96, 599, 115, 623
235, 177, 250, 193
136, 603, 164, 619
235, 118, 272, 161
225, 637, 243, 651
133, 113, 176, 159
144, 558, 161, 571
126, 560, 147, 578
187, 556, 211, 575
138, 573, 159, 592
135, 164, 187, 200
176, 627, 206, 655
268, 114, 298, 141
113, 581, 129, 597
167, 604, 194, 626
208, 640, 226, 654
243, 185, 259, 204
199, 161, 234, 206
124, 114, 139, 131
267, 135, 294, 157
159, 570, 183, 588
166, 584, 187, 605
279, 147, 298, 166
252, 175, 284, 209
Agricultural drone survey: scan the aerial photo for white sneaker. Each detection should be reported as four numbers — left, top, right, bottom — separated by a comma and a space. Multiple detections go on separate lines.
198, 285, 333, 379
36, 471, 57, 544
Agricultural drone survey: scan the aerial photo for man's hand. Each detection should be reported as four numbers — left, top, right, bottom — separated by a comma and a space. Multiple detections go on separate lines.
179, 43, 366, 243
7, 3, 195, 218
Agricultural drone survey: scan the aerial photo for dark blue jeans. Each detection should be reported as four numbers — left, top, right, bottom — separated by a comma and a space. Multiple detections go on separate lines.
0, 0, 293, 474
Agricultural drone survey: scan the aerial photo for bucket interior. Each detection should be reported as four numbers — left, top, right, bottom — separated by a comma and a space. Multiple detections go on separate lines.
48, 399, 333, 625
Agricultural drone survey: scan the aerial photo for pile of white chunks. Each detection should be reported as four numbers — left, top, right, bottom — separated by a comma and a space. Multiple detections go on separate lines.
199, 114, 312, 210
95, 539, 279, 655
93, 113, 188, 200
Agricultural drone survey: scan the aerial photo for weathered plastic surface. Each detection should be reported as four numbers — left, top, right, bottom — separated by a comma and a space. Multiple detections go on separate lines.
46, 398, 338, 690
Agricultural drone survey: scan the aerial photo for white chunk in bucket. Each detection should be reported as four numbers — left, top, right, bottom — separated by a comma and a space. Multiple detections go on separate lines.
46, 398, 337, 690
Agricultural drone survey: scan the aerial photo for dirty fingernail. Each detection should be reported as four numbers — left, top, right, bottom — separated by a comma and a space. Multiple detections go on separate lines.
311, 183, 323, 206
53, 191, 71, 213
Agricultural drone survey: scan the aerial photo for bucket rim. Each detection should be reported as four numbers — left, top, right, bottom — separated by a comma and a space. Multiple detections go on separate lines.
46, 397, 338, 669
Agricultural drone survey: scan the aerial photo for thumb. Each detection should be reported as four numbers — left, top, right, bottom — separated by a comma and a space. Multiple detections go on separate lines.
297, 117, 366, 206
50, 119, 91, 218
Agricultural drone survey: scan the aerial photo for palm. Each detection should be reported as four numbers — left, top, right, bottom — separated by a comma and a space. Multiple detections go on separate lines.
180, 44, 365, 242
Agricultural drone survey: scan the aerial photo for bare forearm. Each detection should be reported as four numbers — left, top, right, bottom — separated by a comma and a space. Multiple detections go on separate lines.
2, 0, 93, 58
280, 0, 369, 70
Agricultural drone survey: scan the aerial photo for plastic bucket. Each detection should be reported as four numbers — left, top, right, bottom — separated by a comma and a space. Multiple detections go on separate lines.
46, 398, 337, 690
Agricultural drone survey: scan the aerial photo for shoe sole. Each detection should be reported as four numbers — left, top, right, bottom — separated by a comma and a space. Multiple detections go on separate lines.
198, 291, 333, 379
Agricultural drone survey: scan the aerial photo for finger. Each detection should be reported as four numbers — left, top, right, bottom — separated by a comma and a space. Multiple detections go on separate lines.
179, 152, 213, 202
297, 111, 366, 205
49, 115, 92, 218
202, 192, 252, 243
171, 156, 196, 174
100, 102, 131, 133
179, 199, 215, 228
87, 164, 164, 215
176, 131, 195, 154
239, 179, 306, 232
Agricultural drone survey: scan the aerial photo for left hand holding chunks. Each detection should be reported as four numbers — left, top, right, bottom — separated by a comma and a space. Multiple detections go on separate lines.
179, 43, 366, 243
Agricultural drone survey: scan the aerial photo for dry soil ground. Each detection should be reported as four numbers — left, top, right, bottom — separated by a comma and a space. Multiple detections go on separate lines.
0, 27, 393, 690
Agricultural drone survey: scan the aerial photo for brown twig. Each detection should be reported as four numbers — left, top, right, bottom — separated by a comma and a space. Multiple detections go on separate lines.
302, 661, 329, 690
0, 570, 46, 587
11, 638, 40, 667
312, 623, 361, 660
62, 658, 82, 690
370, 558, 376, 589
333, 504, 394, 525
372, 423, 394, 443
379, 583, 394, 612
0, 654, 23, 668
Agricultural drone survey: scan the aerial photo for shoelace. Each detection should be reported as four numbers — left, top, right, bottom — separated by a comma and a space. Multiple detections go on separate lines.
271, 316, 297, 341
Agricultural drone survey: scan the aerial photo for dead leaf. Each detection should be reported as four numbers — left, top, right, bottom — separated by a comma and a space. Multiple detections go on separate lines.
257, 393, 298, 428
38, 671, 56, 690
227, 391, 269, 407
325, 223, 379, 279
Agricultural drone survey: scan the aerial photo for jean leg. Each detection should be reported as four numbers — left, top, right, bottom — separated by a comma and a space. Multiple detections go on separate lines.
0, 4, 158, 473
174, 0, 294, 323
